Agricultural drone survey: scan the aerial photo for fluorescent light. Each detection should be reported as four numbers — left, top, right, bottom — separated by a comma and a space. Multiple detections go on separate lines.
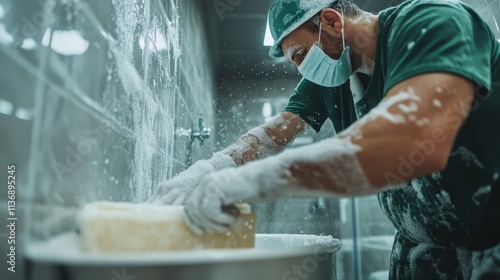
42, 28, 90, 56
0, 99, 13, 115
15, 107, 33, 121
262, 102, 272, 118
263, 21, 274, 46
21, 38, 38, 50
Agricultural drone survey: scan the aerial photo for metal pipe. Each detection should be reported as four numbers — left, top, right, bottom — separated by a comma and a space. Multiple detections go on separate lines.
350, 197, 363, 280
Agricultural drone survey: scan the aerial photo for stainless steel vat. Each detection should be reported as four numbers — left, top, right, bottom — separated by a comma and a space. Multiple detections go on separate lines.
26, 233, 341, 280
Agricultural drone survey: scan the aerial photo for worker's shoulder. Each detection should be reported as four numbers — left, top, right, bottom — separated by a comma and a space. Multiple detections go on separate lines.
383, 0, 478, 40
391, 0, 475, 20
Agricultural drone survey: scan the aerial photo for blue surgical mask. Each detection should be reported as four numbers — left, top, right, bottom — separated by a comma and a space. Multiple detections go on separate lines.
298, 12, 352, 87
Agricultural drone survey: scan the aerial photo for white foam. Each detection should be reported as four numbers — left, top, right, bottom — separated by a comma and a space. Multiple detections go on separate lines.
354, 88, 421, 129
225, 114, 305, 164
398, 102, 419, 113
407, 41, 415, 50
450, 146, 484, 169
284, 44, 305, 64
471, 185, 491, 206
415, 118, 429, 127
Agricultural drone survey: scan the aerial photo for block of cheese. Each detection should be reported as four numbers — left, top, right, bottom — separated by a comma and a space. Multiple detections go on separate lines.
80, 201, 255, 252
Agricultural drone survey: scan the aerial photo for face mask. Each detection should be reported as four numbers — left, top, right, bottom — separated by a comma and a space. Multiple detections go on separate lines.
297, 10, 352, 87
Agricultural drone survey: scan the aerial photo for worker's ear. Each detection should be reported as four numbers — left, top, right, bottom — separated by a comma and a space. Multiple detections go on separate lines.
320, 9, 343, 34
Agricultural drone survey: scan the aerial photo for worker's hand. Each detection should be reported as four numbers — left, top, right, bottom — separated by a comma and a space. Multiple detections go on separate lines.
183, 162, 287, 234
150, 154, 237, 205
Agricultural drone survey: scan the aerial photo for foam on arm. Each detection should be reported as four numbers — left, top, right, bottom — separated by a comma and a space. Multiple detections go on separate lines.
223, 112, 307, 166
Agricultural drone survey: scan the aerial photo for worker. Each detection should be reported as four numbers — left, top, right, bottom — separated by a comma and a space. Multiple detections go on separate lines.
152, 0, 500, 278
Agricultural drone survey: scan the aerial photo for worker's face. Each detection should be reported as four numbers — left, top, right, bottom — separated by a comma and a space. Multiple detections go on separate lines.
281, 14, 344, 68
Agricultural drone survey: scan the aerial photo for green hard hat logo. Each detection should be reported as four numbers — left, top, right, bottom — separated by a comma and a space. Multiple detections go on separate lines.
268, 0, 334, 58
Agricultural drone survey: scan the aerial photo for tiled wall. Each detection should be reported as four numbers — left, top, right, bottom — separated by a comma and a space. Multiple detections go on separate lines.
0, 0, 216, 247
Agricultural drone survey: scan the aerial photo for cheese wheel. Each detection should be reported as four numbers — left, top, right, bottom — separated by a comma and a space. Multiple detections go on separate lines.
80, 202, 255, 252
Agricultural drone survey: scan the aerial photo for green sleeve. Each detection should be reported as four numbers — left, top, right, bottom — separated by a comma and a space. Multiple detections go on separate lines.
384, 2, 494, 95
283, 78, 328, 132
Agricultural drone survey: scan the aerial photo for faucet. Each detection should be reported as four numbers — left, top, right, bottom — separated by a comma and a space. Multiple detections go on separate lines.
176, 115, 211, 166
191, 115, 211, 146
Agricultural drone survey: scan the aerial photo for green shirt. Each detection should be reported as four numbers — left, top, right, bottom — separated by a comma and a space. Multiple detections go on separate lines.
283, 0, 500, 278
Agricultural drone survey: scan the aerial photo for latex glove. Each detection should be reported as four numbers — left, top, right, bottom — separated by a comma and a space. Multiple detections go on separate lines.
149, 152, 236, 205
183, 159, 290, 234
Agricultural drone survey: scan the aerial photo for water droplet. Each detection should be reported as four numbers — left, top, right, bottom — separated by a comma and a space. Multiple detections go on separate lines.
407, 41, 415, 50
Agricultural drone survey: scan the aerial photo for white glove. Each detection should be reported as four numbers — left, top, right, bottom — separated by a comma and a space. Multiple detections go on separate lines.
149, 152, 236, 205
183, 158, 290, 235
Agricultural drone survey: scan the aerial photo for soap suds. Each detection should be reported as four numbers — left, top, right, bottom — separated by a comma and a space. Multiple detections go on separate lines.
407, 41, 415, 50
398, 102, 419, 113
471, 185, 491, 206
450, 146, 484, 169
433, 99, 442, 108
415, 118, 429, 127
347, 88, 422, 141
225, 114, 305, 163
284, 44, 305, 63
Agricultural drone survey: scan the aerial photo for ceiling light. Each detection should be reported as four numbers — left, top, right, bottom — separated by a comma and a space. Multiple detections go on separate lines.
42, 28, 90, 56
262, 101, 273, 118
263, 21, 274, 46
15, 107, 33, 121
0, 99, 13, 115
